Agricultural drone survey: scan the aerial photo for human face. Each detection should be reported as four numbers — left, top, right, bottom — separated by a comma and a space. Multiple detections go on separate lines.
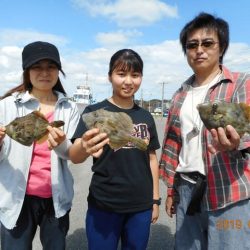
185, 28, 222, 74
29, 60, 59, 92
109, 69, 142, 100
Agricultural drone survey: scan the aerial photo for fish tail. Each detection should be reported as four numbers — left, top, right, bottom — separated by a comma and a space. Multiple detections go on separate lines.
239, 103, 250, 121
129, 136, 148, 151
49, 121, 65, 128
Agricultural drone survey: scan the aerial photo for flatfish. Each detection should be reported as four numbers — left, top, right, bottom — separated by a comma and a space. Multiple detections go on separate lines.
82, 109, 148, 151
197, 101, 250, 136
5, 111, 64, 146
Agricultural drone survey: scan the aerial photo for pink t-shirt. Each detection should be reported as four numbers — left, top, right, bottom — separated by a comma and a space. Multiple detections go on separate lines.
26, 111, 54, 198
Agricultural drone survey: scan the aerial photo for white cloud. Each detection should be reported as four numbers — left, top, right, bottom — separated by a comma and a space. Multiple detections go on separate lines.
0, 29, 250, 102
56, 40, 250, 101
50, 40, 250, 102
224, 43, 250, 72
72, 0, 178, 27
0, 46, 22, 94
0, 46, 21, 68
96, 32, 128, 47
95, 29, 143, 47
0, 29, 68, 47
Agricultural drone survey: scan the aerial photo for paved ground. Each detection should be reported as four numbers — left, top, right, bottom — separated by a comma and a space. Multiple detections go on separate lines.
3, 117, 176, 249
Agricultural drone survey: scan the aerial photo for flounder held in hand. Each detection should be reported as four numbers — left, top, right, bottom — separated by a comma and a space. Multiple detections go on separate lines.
5, 111, 64, 146
197, 101, 250, 136
82, 109, 148, 151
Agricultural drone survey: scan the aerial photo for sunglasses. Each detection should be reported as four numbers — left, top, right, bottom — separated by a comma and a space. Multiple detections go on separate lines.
186, 40, 219, 50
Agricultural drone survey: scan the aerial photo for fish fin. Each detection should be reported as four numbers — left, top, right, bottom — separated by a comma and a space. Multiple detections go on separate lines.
109, 142, 123, 150
6, 133, 34, 146
15, 134, 35, 146
108, 135, 148, 151
36, 134, 48, 144
239, 103, 250, 121
20, 140, 33, 146
49, 120, 65, 128
11, 136, 34, 146
32, 110, 48, 121
129, 137, 148, 151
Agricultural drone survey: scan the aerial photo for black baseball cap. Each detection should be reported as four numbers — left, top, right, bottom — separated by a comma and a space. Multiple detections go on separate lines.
22, 41, 61, 70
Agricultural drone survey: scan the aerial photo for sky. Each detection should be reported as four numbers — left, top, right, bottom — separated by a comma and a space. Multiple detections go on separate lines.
1, 0, 250, 102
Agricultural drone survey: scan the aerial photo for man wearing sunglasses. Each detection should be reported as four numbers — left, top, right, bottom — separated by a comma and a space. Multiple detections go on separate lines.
160, 12, 250, 249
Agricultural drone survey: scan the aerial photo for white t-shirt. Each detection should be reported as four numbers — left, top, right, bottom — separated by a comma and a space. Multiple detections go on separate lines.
176, 73, 222, 176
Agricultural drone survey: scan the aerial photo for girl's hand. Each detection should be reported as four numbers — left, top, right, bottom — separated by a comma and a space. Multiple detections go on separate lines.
81, 128, 109, 158
151, 204, 159, 224
47, 126, 66, 150
208, 125, 240, 154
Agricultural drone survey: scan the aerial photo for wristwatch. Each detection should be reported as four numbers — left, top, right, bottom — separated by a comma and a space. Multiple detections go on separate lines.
153, 198, 161, 205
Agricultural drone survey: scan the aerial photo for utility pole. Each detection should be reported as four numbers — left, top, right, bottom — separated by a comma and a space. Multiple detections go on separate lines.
161, 82, 166, 117
140, 89, 143, 107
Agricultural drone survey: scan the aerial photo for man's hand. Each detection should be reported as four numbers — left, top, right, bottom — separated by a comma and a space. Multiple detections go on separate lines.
208, 125, 240, 154
165, 196, 176, 218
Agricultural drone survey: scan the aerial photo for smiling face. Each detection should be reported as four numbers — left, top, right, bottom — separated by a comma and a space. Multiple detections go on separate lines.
109, 68, 142, 100
108, 49, 143, 106
186, 28, 222, 75
29, 59, 59, 92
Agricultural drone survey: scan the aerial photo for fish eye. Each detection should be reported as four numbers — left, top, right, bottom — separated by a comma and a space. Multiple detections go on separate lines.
212, 103, 218, 114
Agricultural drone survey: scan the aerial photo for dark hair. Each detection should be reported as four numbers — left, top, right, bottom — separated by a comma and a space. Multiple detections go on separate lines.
180, 12, 229, 63
108, 49, 143, 76
1, 66, 66, 100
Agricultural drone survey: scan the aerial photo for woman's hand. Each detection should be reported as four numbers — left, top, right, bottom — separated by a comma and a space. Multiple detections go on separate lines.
208, 125, 240, 154
47, 126, 66, 150
0, 126, 6, 147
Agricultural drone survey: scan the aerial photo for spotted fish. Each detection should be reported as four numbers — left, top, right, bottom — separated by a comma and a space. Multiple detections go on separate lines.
5, 111, 64, 146
82, 109, 148, 151
197, 101, 250, 136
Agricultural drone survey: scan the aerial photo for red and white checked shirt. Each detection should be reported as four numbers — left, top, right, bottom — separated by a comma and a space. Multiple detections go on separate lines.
159, 66, 250, 211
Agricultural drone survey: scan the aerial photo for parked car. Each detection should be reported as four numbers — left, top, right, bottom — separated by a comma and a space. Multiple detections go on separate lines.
163, 110, 169, 117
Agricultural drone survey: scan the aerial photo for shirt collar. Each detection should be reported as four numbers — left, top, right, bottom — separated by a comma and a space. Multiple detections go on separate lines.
13, 90, 69, 104
181, 65, 233, 91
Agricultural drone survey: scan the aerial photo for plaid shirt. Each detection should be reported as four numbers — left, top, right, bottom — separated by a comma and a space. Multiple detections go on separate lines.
159, 66, 250, 210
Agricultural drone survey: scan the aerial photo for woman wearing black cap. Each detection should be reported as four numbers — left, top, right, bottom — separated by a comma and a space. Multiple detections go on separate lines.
0, 41, 83, 250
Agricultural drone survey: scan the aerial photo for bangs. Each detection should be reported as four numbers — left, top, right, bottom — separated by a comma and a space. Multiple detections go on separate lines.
114, 62, 141, 73
114, 61, 142, 73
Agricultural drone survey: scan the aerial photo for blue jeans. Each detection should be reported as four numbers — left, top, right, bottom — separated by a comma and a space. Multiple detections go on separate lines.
1, 195, 69, 250
86, 205, 152, 250
208, 199, 250, 250
175, 177, 250, 250
175, 177, 208, 250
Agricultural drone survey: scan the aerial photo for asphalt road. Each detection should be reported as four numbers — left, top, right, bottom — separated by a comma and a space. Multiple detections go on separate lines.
13, 117, 176, 250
